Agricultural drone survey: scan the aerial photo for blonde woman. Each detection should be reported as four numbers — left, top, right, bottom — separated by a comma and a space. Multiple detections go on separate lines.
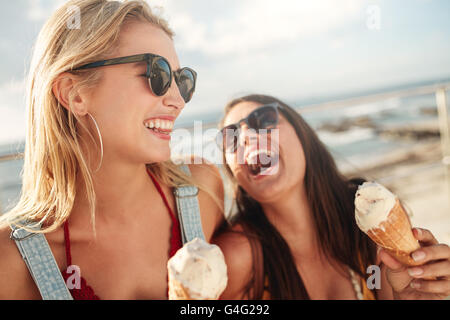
0, 0, 224, 300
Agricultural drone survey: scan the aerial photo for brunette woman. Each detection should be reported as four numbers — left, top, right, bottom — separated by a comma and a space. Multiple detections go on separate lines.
213, 94, 450, 300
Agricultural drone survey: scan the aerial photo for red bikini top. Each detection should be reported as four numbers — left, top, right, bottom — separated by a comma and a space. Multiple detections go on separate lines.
60, 168, 183, 300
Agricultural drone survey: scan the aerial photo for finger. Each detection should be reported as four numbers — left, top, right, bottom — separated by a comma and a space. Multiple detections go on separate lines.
410, 243, 450, 265
379, 248, 406, 272
375, 246, 384, 265
407, 260, 450, 279
410, 279, 450, 296
413, 228, 439, 246
380, 261, 412, 294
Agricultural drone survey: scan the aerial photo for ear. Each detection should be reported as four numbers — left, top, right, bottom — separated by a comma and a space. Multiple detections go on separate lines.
52, 72, 88, 116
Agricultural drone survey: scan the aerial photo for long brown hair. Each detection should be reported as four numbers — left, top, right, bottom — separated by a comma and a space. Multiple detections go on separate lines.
220, 94, 377, 299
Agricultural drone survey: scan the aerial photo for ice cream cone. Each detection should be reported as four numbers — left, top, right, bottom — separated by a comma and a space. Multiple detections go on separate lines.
168, 274, 193, 300
365, 198, 421, 266
355, 182, 437, 281
167, 238, 228, 300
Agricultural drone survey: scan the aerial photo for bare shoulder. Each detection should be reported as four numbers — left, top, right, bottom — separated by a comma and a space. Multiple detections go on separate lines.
212, 224, 254, 299
0, 225, 40, 299
187, 161, 225, 241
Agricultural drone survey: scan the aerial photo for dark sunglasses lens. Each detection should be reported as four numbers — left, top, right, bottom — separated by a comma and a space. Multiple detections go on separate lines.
150, 58, 171, 96
248, 105, 278, 130
177, 69, 196, 103
220, 125, 239, 152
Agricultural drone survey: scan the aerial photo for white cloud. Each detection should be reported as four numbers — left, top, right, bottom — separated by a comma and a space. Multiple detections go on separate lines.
26, 0, 66, 22
27, 0, 47, 21
144, 0, 368, 113
148, 0, 363, 57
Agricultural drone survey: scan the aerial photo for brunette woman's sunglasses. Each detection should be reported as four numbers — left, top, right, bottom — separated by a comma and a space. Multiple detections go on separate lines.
217, 103, 280, 153
73, 53, 197, 103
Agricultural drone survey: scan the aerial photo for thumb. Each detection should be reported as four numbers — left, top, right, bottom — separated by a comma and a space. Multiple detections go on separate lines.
379, 249, 404, 271
379, 248, 412, 292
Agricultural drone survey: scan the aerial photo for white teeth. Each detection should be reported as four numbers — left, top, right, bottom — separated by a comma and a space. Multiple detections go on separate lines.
144, 119, 174, 130
246, 150, 274, 165
247, 150, 270, 160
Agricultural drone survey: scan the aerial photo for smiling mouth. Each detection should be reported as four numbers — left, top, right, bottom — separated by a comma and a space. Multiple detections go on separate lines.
144, 119, 174, 136
245, 150, 279, 176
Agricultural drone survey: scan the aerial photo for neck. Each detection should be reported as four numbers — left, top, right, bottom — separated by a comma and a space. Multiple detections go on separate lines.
261, 183, 321, 259
70, 157, 159, 231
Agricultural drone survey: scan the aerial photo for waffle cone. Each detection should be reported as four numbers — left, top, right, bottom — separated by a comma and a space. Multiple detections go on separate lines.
168, 271, 215, 300
366, 198, 421, 266
168, 275, 193, 300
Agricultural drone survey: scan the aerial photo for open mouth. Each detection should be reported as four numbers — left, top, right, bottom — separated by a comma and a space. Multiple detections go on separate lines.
245, 150, 279, 176
144, 119, 173, 136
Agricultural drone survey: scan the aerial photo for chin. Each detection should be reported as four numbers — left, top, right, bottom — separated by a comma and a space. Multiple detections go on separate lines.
240, 176, 282, 203
143, 147, 171, 164
153, 152, 171, 163
247, 183, 284, 203
250, 167, 300, 204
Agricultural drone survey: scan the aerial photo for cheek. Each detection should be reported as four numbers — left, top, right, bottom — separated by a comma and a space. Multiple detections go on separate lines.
225, 153, 248, 185
279, 126, 306, 176
90, 80, 129, 125
92, 75, 150, 138
92, 70, 149, 113
225, 152, 240, 175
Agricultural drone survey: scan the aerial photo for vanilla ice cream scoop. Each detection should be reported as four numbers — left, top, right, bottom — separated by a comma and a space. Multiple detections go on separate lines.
167, 238, 228, 300
354, 181, 397, 232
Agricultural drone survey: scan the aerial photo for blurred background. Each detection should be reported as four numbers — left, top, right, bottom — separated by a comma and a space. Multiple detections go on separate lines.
0, 0, 449, 243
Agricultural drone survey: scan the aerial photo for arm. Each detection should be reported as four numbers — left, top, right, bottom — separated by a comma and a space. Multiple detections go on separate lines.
187, 162, 225, 242
0, 226, 41, 299
212, 225, 254, 300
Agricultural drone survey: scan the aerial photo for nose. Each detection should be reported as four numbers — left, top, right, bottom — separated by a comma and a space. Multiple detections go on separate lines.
234, 125, 259, 165
238, 124, 259, 150
162, 75, 185, 110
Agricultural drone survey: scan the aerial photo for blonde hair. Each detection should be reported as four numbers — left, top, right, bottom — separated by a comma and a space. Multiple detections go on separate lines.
0, 0, 201, 234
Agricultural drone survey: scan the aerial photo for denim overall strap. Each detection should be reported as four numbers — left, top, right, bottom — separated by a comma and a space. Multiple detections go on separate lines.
10, 223, 73, 300
174, 165, 206, 244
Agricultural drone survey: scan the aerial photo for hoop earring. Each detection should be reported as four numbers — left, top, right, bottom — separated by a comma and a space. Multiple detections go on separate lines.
87, 112, 103, 172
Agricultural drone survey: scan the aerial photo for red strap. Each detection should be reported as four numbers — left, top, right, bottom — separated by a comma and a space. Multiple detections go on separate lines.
146, 168, 182, 257
63, 220, 72, 267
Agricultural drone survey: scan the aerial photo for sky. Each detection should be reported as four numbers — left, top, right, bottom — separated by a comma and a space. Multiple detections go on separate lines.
0, 0, 449, 144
